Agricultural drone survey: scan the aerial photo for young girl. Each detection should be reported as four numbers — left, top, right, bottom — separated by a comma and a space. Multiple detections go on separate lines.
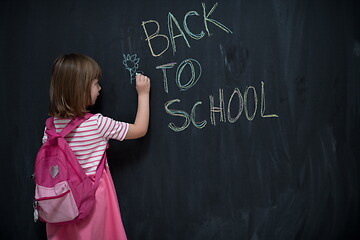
43, 53, 150, 240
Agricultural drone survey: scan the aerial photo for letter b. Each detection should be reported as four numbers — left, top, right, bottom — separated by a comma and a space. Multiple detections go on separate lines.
141, 20, 170, 57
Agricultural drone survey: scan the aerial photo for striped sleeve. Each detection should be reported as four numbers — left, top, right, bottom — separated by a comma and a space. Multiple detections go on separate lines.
96, 114, 129, 141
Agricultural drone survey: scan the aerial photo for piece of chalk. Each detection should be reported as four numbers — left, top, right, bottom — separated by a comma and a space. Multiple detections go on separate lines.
135, 73, 139, 76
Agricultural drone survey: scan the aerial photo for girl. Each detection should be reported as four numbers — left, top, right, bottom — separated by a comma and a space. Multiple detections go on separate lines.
43, 53, 150, 240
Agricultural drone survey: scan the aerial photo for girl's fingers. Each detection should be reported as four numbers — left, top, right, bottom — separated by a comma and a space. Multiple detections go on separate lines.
135, 74, 150, 93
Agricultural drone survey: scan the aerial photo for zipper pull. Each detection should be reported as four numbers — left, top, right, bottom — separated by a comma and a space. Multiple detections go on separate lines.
33, 200, 38, 222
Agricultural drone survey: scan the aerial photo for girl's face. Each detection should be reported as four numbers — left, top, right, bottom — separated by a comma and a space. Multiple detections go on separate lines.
90, 79, 101, 105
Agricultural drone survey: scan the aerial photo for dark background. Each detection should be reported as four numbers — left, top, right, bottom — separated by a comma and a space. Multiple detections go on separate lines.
1, 0, 359, 239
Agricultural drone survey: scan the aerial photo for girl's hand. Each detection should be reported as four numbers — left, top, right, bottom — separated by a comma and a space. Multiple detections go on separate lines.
136, 73, 150, 95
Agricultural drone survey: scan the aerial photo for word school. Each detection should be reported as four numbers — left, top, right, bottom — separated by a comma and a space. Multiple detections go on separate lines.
164, 82, 279, 132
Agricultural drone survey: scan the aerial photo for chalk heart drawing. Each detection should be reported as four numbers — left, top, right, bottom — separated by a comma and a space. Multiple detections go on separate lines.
123, 54, 140, 83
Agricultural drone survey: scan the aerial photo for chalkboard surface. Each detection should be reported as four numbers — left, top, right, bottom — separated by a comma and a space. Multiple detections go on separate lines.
1, 0, 359, 239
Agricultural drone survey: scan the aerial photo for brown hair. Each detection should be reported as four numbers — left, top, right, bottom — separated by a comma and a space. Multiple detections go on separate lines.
49, 53, 101, 118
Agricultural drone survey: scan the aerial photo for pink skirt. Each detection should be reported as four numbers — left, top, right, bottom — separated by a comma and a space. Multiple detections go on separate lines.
46, 167, 127, 240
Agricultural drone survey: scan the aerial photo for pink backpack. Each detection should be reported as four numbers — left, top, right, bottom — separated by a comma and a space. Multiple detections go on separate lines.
33, 113, 106, 224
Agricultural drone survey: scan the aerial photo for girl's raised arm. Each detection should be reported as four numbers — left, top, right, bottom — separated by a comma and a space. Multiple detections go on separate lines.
125, 74, 150, 139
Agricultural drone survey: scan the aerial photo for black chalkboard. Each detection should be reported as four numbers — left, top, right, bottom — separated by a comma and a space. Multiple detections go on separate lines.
1, 0, 360, 239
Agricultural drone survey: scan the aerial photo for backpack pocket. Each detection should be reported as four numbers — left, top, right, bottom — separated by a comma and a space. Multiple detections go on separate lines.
35, 181, 79, 223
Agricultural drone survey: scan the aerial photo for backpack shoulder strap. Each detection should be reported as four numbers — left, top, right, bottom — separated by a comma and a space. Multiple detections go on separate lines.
93, 144, 108, 187
45, 113, 94, 138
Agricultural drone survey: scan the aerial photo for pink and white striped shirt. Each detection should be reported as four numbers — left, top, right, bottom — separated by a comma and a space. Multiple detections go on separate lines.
43, 113, 129, 175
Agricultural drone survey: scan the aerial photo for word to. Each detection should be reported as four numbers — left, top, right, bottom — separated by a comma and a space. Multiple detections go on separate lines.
156, 59, 202, 93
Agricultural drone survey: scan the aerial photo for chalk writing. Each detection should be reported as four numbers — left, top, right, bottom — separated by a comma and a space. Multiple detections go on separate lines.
202, 3, 233, 36
210, 83, 278, 125
156, 62, 177, 93
227, 88, 243, 123
141, 20, 170, 57
183, 11, 205, 40
244, 86, 257, 121
209, 89, 226, 126
139, 2, 279, 132
156, 58, 202, 92
176, 58, 202, 91
261, 81, 279, 118
142, 3, 232, 57
165, 82, 279, 131
123, 54, 140, 83
191, 101, 207, 129
168, 12, 191, 55
164, 99, 207, 132
164, 99, 191, 132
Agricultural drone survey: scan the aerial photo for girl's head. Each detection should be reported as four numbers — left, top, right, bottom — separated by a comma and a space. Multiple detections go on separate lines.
49, 53, 102, 118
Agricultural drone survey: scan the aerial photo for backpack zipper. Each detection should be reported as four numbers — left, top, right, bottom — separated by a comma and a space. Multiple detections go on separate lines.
33, 200, 39, 222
